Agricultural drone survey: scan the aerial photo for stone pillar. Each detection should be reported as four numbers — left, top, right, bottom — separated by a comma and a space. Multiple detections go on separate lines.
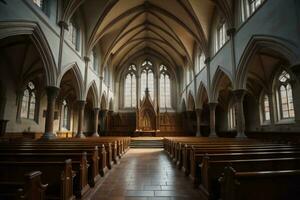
195, 108, 202, 137
209, 102, 218, 137
232, 89, 247, 138
99, 109, 108, 135
156, 74, 160, 131
92, 108, 100, 137
57, 21, 68, 74
42, 86, 60, 139
76, 100, 86, 138
136, 75, 140, 131
267, 92, 275, 124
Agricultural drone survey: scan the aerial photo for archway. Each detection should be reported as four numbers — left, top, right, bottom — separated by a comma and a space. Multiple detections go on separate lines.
57, 66, 83, 137
211, 67, 233, 137
0, 34, 52, 137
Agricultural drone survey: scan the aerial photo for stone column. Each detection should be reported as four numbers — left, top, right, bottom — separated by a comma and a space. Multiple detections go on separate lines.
156, 73, 160, 131
76, 100, 86, 138
209, 102, 218, 137
267, 92, 275, 125
233, 89, 247, 138
92, 108, 100, 137
57, 21, 68, 74
195, 108, 202, 137
136, 75, 140, 131
42, 86, 60, 139
99, 109, 108, 135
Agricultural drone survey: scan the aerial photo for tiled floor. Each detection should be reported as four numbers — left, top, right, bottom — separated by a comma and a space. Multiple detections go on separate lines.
91, 149, 203, 200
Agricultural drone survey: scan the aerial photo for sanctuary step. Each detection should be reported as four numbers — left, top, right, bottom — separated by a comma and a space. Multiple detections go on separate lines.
130, 137, 164, 148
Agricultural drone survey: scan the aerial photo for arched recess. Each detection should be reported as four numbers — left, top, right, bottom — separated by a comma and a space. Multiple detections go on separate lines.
181, 98, 187, 112
0, 31, 55, 128
236, 35, 299, 90
187, 91, 197, 134
196, 82, 208, 109
211, 67, 233, 102
211, 67, 233, 135
238, 36, 300, 134
100, 92, 108, 110
85, 81, 99, 108
84, 82, 99, 135
187, 92, 196, 111
196, 82, 210, 136
109, 98, 114, 111
58, 63, 84, 100
0, 21, 58, 86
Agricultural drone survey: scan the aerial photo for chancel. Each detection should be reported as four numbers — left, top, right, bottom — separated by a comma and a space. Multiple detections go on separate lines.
0, 0, 300, 199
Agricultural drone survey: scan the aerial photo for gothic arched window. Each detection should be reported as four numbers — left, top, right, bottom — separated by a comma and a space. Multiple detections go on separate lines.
124, 65, 137, 108
240, 0, 265, 22
160, 65, 171, 109
215, 21, 226, 52
141, 60, 154, 99
262, 94, 270, 122
228, 105, 236, 129
90, 49, 98, 72
62, 100, 69, 129
67, 20, 80, 51
276, 70, 295, 120
33, 0, 44, 8
21, 82, 36, 120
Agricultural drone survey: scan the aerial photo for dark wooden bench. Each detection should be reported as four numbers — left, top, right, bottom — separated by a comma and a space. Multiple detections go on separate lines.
219, 167, 300, 200
200, 156, 300, 199
0, 159, 74, 200
0, 171, 47, 200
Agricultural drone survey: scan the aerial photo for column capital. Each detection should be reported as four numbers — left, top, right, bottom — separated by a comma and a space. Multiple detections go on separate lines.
232, 89, 247, 102
45, 86, 60, 98
204, 57, 211, 65
93, 107, 100, 112
195, 108, 202, 117
84, 56, 90, 63
208, 102, 218, 109
77, 100, 86, 107
226, 27, 236, 37
58, 20, 68, 30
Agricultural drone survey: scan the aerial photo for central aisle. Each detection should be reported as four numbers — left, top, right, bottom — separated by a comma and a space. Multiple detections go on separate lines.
92, 149, 202, 200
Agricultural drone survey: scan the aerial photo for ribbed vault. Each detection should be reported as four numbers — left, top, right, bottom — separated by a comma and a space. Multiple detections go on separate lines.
77, 0, 228, 72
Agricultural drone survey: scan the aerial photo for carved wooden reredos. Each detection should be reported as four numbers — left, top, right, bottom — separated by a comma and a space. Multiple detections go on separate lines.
138, 89, 156, 131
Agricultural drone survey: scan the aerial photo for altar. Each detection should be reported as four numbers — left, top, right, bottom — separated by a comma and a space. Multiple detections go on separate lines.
135, 88, 159, 137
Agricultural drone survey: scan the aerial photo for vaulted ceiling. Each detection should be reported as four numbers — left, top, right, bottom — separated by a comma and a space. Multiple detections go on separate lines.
78, 0, 229, 73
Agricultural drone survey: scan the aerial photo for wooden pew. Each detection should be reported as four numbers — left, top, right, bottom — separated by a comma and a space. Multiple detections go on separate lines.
199, 156, 300, 199
0, 171, 47, 200
0, 159, 75, 200
0, 152, 90, 198
188, 145, 300, 180
219, 167, 300, 200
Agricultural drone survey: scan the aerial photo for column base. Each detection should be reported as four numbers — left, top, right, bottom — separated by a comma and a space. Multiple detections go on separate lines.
196, 131, 201, 137
75, 132, 86, 138
236, 132, 247, 138
91, 132, 99, 137
209, 132, 218, 138
41, 132, 57, 140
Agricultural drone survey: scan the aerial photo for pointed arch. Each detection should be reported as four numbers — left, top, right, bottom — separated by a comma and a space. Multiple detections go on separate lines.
58, 62, 84, 100
236, 35, 299, 89
85, 80, 99, 108
109, 98, 114, 111
211, 66, 233, 102
196, 82, 208, 109
187, 91, 196, 111
0, 21, 58, 86
100, 92, 108, 110
181, 98, 187, 112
